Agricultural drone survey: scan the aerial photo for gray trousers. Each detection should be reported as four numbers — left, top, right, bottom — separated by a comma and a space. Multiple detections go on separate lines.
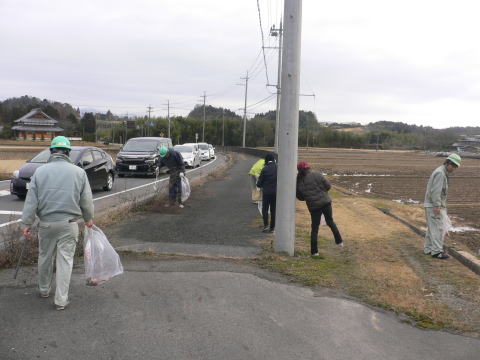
38, 220, 79, 307
423, 207, 444, 255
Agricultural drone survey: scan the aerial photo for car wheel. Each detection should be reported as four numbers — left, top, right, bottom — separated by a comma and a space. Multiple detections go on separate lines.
103, 172, 114, 191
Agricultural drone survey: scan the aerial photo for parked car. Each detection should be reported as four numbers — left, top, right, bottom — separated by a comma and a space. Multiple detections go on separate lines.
208, 144, 215, 159
183, 143, 200, 160
10, 146, 115, 200
115, 137, 172, 177
174, 144, 201, 168
197, 142, 211, 161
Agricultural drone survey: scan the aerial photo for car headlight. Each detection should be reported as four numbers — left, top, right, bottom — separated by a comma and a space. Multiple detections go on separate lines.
13, 170, 19, 179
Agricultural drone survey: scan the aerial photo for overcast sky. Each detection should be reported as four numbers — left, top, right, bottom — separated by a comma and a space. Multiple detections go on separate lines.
1, 0, 480, 128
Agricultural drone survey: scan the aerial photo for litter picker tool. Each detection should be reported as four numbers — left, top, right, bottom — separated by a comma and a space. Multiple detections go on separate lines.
13, 235, 28, 279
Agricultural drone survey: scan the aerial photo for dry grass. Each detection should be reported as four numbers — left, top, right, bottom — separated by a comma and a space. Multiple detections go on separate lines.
0, 160, 27, 179
255, 190, 480, 335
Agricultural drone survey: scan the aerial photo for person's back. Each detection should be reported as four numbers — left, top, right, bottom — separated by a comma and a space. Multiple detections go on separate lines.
257, 161, 277, 195
25, 154, 92, 223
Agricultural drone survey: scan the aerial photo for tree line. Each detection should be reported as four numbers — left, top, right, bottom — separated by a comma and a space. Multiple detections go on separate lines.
1, 96, 477, 150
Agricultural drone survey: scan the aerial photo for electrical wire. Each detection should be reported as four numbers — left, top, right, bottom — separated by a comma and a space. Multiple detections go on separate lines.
256, 0, 270, 86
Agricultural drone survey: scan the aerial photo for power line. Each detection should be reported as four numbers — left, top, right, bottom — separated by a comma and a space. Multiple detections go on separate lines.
247, 94, 276, 110
256, 0, 270, 86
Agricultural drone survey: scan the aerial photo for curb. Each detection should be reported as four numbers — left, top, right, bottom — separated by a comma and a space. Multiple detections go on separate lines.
376, 207, 480, 276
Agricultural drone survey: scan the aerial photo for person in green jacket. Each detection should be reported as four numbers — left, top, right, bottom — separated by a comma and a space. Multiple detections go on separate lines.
248, 158, 265, 202
22, 136, 94, 310
423, 153, 461, 259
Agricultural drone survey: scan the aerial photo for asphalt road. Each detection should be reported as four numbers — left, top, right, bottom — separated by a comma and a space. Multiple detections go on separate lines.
1, 154, 480, 359
0, 157, 220, 228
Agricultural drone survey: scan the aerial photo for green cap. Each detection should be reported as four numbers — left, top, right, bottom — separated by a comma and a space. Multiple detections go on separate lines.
159, 146, 168, 157
50, 136, 71, 150
447, 153, 461, 167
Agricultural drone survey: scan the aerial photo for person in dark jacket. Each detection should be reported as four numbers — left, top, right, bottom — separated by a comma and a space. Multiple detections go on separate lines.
158, 146, 186, 208
296, 161, 343, 255
256, 154, 277, 233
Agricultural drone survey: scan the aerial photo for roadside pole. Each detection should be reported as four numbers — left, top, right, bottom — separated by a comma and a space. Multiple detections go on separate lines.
274, 0, 302, 256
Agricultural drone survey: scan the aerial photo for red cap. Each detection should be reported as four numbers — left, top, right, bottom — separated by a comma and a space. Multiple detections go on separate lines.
297, 161, 310, 171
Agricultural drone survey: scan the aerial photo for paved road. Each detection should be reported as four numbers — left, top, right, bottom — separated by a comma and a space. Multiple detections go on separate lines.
1, 154, 480, 359
0, 157, 220, 228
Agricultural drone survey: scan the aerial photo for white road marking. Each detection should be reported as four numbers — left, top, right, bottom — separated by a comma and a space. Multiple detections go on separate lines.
0, 219, 21, 228
0, 211, 22, 215
0, 190, 11, 196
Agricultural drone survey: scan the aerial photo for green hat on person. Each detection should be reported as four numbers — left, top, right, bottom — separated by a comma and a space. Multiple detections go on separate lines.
50, 136, 71, 150
159, 146, 168, 157
447, 153, 461, 167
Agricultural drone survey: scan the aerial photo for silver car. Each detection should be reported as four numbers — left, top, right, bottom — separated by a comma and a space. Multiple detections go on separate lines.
197, 142, 211, 161
174, 144, 201, 168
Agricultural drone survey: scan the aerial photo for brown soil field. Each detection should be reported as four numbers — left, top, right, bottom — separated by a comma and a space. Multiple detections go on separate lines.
298, 148, 480, 254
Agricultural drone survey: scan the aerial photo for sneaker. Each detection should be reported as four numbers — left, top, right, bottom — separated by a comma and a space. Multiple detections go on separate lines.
337, 242, 344, 248
262, 226, 270, 233
311, 252, 320, 257
178, 204, 184, 208
39, 293, 49, 298
432, 252, 450, 260
268, 228, 275, 233
55, 305, 66, 311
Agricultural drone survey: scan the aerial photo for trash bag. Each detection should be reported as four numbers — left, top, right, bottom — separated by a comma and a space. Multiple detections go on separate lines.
84, 225, 123, 286
252, 187, 262, 201
440, 208, 452, 237
180, 173, 191, 203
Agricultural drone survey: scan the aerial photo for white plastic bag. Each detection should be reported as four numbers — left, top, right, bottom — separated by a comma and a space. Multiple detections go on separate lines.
440, 208, 452, 237
181, 173, 191, 202
84, 225, 123, 286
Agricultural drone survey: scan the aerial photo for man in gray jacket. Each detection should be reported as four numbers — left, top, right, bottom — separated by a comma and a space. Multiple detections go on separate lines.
423, 153, 461, 259
22, 136, 94, 310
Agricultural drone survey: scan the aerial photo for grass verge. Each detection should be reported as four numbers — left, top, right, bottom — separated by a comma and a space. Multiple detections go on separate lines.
252, 193, 480, 337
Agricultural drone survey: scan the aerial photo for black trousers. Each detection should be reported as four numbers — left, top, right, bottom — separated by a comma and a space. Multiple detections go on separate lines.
262, 193, 276, 230
169, 169, 182, 204
310, 203, 343, 254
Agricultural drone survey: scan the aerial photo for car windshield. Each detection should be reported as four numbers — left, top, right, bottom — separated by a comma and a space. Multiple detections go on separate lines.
122, 140, 158, 152
30, 149, 82, 163
198, 144, 209, 150
174, 145, 193, 153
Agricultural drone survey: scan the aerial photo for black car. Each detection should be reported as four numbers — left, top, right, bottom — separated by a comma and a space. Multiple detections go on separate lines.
115, 137, 172, 177
10, 146, 115, 200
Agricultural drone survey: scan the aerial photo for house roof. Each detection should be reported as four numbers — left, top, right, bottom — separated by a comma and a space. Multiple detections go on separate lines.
14, 108, 59, 126
12, 125, 64, 132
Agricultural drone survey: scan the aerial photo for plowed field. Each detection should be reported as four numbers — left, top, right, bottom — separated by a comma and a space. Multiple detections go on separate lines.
298, 148, 480, 254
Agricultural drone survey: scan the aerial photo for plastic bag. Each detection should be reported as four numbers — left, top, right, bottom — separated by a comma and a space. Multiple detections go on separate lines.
252, 187, 262, 201
440, 208, 452, 237
180, 173, 191, 202
84, 225, 123, 286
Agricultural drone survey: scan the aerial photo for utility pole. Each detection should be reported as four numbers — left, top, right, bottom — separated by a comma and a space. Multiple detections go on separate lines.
167, 100, 171, 138
240, 71, 249, 148
146, 105, 153, 137
275, 0, 303, 256
271, 20, 283, 153
222, 108, 225, 147
201, 91, 207, 142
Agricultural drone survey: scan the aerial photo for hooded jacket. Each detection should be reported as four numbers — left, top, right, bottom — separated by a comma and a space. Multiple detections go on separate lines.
21, 153, 94, 225
256, 161, 277, 195
296, 171, 332, 211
